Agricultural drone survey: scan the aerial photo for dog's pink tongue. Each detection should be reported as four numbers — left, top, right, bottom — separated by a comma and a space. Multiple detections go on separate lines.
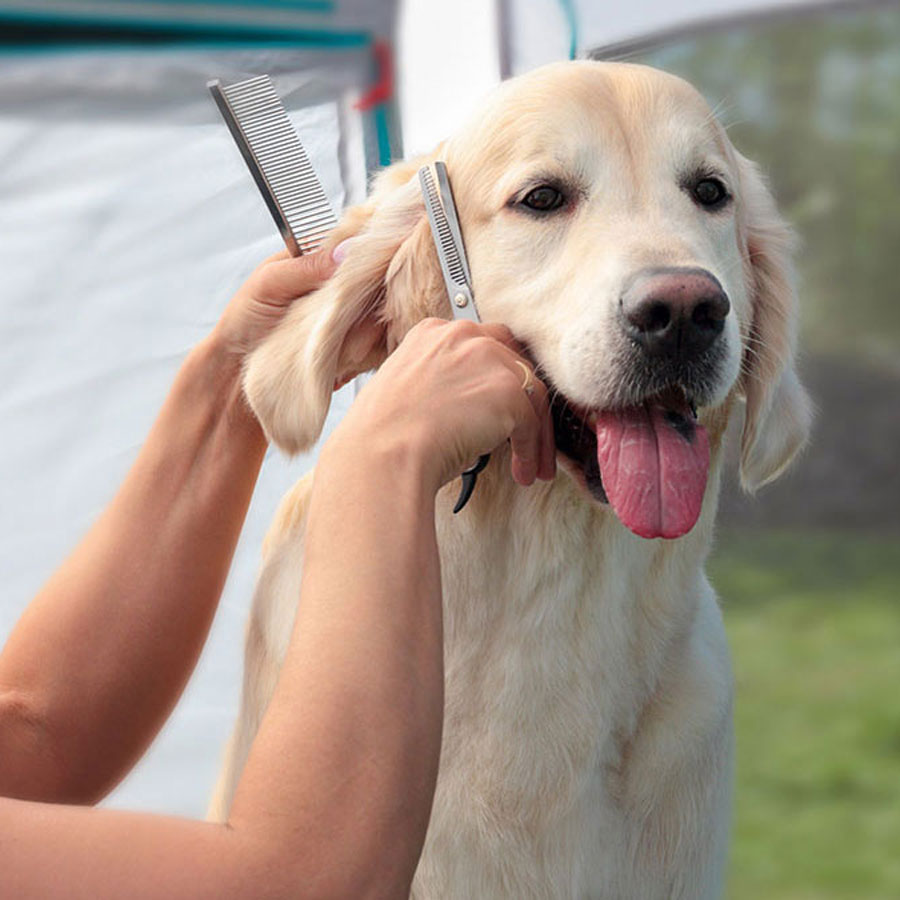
595, 405, 709, 539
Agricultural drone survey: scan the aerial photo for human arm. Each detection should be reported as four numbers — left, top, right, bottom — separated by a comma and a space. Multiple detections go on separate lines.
227, 318, 556, 891
0, 317, 554, 899
0, 435, 440, 900
0, 251, 336, 804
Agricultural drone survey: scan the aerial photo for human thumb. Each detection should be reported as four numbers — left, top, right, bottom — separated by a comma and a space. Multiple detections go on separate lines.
253, 248, 338, 304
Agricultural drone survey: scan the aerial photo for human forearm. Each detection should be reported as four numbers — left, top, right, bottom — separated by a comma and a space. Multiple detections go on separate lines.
0, 332, 267, 802
229, 433, 445, 898
0, 790, 371, 900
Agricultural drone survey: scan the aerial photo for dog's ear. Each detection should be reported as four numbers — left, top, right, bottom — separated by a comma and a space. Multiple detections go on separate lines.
243, 153, 447, 455
735, 153, 813, 492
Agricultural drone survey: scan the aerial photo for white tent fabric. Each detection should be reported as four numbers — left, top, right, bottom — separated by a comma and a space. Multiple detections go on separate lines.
396, 0, 501, 155
0, 45, 375, 816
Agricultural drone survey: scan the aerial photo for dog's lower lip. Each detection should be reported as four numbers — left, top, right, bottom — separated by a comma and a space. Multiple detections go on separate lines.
548, 391, 607, 502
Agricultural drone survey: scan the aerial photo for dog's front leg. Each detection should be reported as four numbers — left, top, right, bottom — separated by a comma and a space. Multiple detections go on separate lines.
208, 477, 313, 821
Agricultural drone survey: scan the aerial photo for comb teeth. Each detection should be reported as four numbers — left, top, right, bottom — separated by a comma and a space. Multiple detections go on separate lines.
211, 75, 337, 256
420, 167, 466, 285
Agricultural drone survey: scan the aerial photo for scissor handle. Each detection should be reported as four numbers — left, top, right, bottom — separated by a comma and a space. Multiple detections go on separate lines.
453, 454, 491, 514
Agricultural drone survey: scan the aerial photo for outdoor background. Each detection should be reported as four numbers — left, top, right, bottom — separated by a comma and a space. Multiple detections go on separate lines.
630, 6, 900, 897
0, 2, 897, 898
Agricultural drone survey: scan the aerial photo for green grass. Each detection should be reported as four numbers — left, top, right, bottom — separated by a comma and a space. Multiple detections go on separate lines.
709, 531, 900, 900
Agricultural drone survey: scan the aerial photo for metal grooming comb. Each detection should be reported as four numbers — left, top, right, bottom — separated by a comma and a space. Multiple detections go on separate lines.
209, 74, 337, 256
419, 161, 489, 513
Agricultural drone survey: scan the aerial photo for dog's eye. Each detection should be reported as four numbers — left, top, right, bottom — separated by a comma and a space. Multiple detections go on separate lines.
520, 185, 565, 213
692, 178, 729, 210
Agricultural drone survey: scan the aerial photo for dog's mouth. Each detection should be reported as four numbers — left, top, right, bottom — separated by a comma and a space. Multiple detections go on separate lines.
549, 385, 710, 540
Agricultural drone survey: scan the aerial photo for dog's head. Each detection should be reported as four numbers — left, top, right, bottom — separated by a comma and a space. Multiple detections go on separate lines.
245, 61, 811, 539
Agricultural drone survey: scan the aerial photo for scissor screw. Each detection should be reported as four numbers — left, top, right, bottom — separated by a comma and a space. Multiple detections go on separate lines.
454, 293, 468, 308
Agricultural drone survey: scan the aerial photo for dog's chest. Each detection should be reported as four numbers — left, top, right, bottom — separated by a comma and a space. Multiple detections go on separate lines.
415, 481, 696, 897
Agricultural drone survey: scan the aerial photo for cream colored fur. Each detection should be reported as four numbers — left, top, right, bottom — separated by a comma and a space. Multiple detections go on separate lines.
209, 62, 811, 898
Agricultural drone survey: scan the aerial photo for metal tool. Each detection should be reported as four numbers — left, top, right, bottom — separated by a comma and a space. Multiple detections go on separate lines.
209, 74, 336, 256
419, 161, 489, 513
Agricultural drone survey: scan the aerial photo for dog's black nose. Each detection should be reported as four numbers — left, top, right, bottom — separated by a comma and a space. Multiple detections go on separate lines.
621, 267, 730, 359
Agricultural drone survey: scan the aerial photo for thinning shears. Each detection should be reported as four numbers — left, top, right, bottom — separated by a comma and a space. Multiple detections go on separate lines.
418, 161, 489, 513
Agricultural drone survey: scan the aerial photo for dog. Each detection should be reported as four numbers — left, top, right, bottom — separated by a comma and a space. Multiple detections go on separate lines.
208, 61, 811, 898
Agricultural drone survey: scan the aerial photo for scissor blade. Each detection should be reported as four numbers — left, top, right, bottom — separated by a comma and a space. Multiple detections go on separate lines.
434, 161, 473, 287
418, 164, 479, 323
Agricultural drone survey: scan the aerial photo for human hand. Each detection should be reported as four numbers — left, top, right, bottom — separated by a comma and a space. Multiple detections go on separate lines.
213, 248, 339, 358
327, 318, 556, 494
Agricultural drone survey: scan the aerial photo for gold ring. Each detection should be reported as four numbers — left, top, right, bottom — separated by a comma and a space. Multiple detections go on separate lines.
515, 360, 535, 395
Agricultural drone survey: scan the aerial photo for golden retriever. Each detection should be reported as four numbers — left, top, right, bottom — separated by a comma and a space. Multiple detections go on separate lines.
209, 61, 811, 898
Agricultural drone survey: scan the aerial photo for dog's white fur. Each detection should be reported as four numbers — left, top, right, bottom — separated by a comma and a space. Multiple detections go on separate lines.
209, 62, 811, 898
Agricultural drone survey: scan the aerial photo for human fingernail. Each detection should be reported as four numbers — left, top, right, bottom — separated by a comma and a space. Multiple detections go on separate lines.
332, 239, 352, 264
513, 457, 537, 487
